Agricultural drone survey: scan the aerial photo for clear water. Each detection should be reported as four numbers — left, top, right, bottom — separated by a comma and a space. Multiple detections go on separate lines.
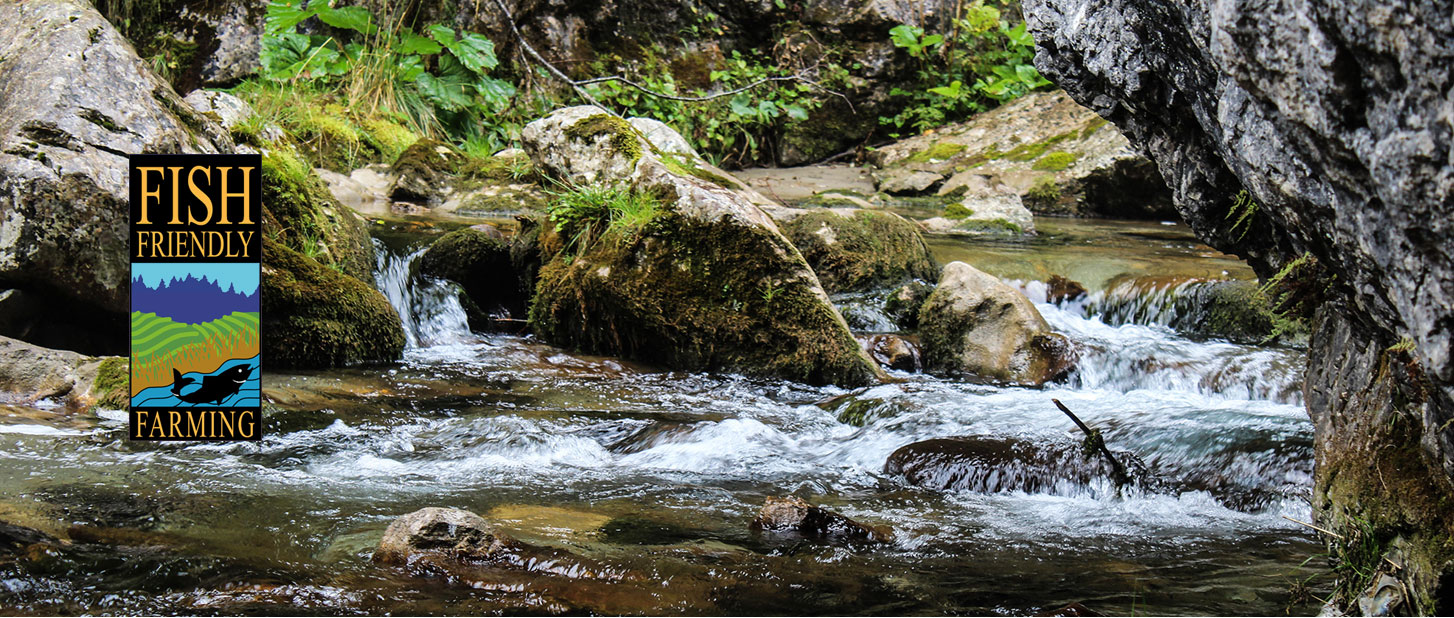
0, 219, 1328, 615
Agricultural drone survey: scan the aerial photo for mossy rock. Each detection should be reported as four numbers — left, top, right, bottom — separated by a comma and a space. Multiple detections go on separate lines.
564, 114, 644, 163
260, 149, 373, 282
884, 280, 935, 330
906, 142, 967, 164
1182, 280, 1305, 345
1031, 151, 1079, 172
780, 210, 939, 294
529, 213, 878, 387
91, 356, 129, 409
413, 228, 531, 329
261, 235, 405, 369
389, 139, 462, 205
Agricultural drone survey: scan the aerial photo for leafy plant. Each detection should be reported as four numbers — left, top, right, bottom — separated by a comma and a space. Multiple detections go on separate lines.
546, 183, 664, 253
881, 0, 1051, 136
258, 0, 515, 147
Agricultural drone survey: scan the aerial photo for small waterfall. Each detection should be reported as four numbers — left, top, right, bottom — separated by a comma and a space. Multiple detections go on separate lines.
372, 239, 473, 348
1010, 278, 1306, 405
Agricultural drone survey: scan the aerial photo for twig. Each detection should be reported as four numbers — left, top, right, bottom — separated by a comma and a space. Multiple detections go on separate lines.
1052, 398, 1132, 486
1282, 516, 1345, 540
487, 0, 612, 114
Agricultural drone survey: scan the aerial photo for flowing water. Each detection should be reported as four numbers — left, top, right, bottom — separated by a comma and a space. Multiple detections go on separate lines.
0, 218, 1329, 615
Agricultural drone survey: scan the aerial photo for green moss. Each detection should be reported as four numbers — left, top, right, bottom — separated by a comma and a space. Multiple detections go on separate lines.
1023, 175, 1063, 211
457, 152, 537, 187
260, 149, 373, 281
414, 228, 529, 329
906, 142, 967, 164
1081, 116, 1109, 139
357, 116, 418, 162
954, 218, 1024, 235
78, 108, 126, 133
999, 131, 1078, 162
1031, 151, 1079, 172
780, 210, 939, 293
565, 113, 644, 163
529, 212, 878, 387
658, 152, 738, 189
944, 202, 973, 220
91, 357, 129, 409
260, 235, 405, 369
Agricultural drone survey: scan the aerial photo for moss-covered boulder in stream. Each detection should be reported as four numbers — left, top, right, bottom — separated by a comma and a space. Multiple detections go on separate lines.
413, 227, 531, 329
779, 209, 938, 293
260, 149, 374, 282
260, 235, 404, 369
522, 106, 879, 386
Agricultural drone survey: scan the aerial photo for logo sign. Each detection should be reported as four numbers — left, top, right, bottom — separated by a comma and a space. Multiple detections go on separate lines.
128, 155, 262, 441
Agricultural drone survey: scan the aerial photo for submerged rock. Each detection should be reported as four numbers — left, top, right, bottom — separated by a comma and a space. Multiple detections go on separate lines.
0, 0, 232, 351
779, 209, 939, 293
883, 280, 934, 330
919, 262, 1075, 385
1045, 275, 1088, 304
863, 334, 921, 373
884, 436, 1144, 495
374, 507, 513, 565
752, 496, 891, 544
522, 106, 879, 386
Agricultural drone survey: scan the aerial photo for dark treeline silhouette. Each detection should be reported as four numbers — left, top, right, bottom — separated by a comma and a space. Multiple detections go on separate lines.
132, 273, 258, 324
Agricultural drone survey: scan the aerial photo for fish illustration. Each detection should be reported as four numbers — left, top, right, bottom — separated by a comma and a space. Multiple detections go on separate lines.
170, 364, 253, 405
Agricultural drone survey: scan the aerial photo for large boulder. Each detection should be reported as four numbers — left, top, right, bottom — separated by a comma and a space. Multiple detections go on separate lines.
413, 227, 532, 330
870, 90, 1174, 218
778, 209, 938, 293
0, 0, 232, 352
1025, 0, 1454, 608
918, 261, 1074, 385
0, 337, 126, 410
523, 106, 879, 386
260, 235, 404, 369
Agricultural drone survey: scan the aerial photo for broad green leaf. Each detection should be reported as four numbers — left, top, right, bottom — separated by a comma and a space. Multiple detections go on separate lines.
474, 76, 516, 108
1005, 22, 1034, 47
784, 104, 808, 121
889, 24, 921, 49
416, 72, 471, 111
756, 99, 780, 119
928, 80, 963, 98
314, 4, 375, 34
264, 0, 314, 35
428, 24, 457, 47
1015, 64, 1041, 84
729, 94, 755, 117
921, 34, 944, 47
398, 32, 442, 55
447, 32, 499, 73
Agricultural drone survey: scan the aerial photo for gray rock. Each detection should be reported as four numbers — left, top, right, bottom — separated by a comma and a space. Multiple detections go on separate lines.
871, 90, 1174, 217
1024, 0, 1454, 605
918, 261, 1074, 385
522, 106, 880, 386
0, 0, 231, 319
0, 336, 125, 409
374, 507, 511, 565
876, 168, 944, 194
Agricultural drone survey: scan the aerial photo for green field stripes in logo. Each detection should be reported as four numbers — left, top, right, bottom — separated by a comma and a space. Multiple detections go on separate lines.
130, 311, 260, 357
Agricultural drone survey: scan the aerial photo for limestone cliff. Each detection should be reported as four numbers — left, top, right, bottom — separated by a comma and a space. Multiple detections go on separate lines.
1023, 0, 1453, 611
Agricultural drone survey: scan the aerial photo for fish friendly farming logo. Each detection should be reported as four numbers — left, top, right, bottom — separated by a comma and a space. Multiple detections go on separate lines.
128, 155, 261, 441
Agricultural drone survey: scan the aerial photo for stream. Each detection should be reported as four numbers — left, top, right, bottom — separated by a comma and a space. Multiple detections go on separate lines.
0, 217, 1329, 615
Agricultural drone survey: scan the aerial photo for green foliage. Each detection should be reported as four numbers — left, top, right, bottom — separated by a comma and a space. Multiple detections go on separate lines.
1227, 189, 1259, 241
881, 0, 1051, 136
258, 0, 515, 148
546, 183, 664, 253
582, 47, 841, 166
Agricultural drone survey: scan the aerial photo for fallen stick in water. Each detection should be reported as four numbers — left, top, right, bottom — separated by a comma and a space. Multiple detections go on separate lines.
1052, 398, 1133, 487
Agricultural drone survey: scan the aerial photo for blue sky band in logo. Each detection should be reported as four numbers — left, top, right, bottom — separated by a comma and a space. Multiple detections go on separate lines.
129, 155, 262, 441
